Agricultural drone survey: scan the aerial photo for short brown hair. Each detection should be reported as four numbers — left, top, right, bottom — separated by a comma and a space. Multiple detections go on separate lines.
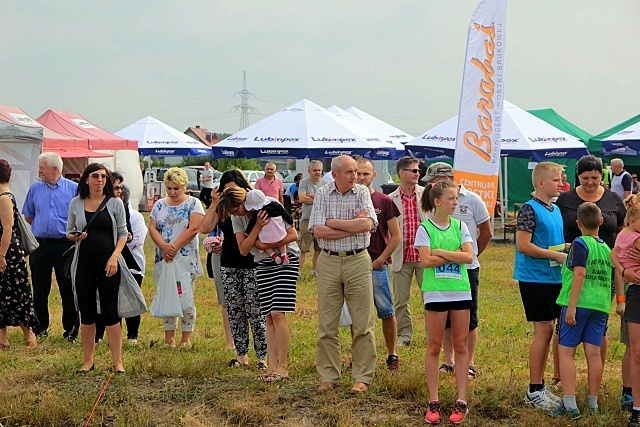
576, 202, 601, 230
395, 156, 419, 174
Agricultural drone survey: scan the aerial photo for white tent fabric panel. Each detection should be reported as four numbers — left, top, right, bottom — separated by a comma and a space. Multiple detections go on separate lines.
0, 141, 41, 210
90, 150, 143, 212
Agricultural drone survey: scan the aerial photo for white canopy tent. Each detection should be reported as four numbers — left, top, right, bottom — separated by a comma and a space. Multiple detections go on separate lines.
326, 105, 406, 190
115, 116, 211, 157
405, 100, 588, 161
212, 99, 398, 160
601, 120, 640, 155
346, 106, 414, 145
405, 100, 589, 235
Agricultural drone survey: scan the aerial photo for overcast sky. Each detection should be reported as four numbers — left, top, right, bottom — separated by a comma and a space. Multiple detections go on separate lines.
1, 1, 638, 137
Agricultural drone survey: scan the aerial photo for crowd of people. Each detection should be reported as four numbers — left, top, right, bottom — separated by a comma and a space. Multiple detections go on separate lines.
2, 152, 640, 425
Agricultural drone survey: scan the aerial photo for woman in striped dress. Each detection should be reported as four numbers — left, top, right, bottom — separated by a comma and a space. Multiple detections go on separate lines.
218, 186, 299, 382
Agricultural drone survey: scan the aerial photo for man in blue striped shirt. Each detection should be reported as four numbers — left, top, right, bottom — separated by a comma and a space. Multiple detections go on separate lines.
22, 152, 79, 341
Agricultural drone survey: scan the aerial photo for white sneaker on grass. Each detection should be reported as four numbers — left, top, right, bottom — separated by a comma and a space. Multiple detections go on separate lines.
525, 387, 562, 411
544, 386, 563, 405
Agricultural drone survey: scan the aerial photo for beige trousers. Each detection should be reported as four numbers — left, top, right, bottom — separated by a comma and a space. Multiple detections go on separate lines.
316, 250, 376, 384
392, 261, 424, 343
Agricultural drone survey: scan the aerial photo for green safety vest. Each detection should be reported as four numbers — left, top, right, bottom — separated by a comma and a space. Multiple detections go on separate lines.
603, 168, 611, 186
420, 218, 470, 293
558, 236, 612, 314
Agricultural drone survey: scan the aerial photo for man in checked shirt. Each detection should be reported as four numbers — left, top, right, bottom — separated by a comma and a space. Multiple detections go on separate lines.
389, 156, 429, 347
309, 155, 378, 394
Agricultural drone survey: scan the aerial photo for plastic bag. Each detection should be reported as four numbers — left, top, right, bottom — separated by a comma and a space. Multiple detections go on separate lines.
173, 255, 194, 311
150, 259, 184, 318
339, 300, 352, 327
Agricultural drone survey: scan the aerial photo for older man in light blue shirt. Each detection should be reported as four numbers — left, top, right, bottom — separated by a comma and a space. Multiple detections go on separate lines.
22, 152, 79, 341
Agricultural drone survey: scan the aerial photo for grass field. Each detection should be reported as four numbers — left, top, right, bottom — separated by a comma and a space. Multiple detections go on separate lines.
0, 234, 631, 426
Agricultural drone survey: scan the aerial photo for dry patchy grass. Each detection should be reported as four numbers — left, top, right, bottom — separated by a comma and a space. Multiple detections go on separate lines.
0, 236, 630, 426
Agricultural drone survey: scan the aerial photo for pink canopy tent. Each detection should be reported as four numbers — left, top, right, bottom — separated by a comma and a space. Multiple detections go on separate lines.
38, 110, 142, 209
38, 110, 137, 150
0, 105, 111, 159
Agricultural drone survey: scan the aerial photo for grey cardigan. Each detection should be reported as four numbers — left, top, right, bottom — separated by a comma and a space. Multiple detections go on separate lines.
67, 196, 147, 318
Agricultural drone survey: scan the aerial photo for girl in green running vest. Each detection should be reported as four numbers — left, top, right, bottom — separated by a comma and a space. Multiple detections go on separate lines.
416, 180, 474, 425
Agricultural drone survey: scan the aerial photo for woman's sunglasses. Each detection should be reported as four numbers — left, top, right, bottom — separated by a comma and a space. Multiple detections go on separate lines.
90, 173, 108, 179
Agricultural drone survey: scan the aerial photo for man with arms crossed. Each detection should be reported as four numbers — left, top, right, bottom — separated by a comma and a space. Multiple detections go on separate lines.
356, 158, 402, 370
22, 152, 79, 341
255, 162, 284, 205
298, 160, 328, 274
389, 156, 429, 346
310, 155, 378, 393
423, 162, 492, 378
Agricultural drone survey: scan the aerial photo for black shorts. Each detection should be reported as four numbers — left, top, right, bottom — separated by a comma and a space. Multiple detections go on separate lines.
625, 285, 640, 324
445, 267, 479, 330
519, 281, 561, 322
425, 299, 472, 312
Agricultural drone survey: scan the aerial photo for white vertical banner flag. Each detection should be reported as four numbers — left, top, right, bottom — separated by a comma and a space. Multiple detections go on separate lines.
453, 0, 507, 215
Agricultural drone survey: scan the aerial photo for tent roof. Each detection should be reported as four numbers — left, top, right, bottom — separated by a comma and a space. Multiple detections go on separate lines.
115, 116, 211, 156
527, 108, 592, 143
213, 99, 398, 159
326, 106, 405, 158
0, 105, 110, 158
346, 106, 414, 144
0, 105, 43, 142
38, 110, 137, 150
406, 100, 589, 161
587, 114, 640, 158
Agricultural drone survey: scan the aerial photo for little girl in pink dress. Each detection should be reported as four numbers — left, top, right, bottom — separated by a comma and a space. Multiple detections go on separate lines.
245, 189, 293, 265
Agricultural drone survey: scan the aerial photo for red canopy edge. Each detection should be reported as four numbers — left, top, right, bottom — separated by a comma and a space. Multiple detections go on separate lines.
42, 146, 113, 159
38, 110, 138, 150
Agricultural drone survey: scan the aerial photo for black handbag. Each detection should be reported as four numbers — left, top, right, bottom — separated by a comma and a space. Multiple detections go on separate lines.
63, 197, 110, 279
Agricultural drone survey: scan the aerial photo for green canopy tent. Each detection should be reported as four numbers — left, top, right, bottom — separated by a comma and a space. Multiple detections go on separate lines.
504, 108, 591, 210
587, 114, 640, 168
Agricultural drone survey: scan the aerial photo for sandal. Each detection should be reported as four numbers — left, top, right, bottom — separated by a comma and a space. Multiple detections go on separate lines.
350, 382, 369, 394
263, 373, 289, 383
439, 363, 454, 374
228, 359, 246, 368
256, 361, 267, 371
468, 365, 477, 379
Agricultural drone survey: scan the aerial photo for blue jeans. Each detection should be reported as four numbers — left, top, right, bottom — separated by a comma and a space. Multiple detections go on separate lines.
372, 265, 394, 319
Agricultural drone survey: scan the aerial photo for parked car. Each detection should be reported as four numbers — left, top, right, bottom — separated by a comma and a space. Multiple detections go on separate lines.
241, 170, 265, 185
210, 170, 223, 189
282, 172, 302, 195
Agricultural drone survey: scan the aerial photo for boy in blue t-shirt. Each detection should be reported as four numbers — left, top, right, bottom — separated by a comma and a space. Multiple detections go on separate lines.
514, 161, 567, 411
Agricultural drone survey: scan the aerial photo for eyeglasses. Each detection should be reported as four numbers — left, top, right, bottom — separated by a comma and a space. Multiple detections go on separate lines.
113, 185, 123, 190
90, 173, 108, 179
402, 168, 421, 174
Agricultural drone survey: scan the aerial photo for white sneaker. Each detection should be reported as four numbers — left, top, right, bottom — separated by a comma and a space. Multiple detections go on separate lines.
525, 387, 561, 410
543, 386, 562, 406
